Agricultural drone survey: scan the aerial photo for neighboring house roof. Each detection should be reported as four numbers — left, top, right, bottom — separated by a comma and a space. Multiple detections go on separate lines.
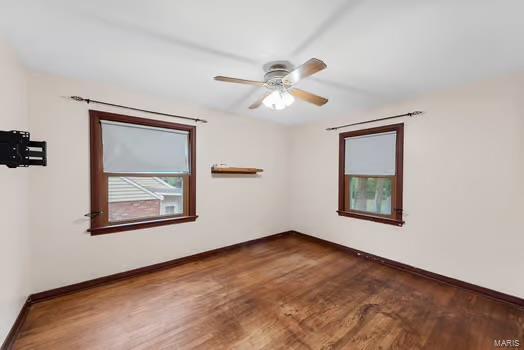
108, 177, 182, 203
130, 177, 182, 196
108, 177, 162, 203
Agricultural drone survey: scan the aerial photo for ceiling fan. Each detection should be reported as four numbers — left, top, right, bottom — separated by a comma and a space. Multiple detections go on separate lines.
214, 58, 328, 110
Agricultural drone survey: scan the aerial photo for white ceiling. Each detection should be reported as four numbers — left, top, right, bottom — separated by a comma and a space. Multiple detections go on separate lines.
1, 0, 524, 124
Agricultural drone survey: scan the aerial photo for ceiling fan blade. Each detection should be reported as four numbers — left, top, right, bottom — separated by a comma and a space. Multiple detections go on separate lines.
289, 88, 328, 106
282, 58, 327, 85
214, 76, 266, 87
248, 91, 272, 109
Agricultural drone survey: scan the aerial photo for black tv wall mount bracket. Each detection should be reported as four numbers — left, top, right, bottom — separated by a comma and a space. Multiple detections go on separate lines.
0, 130, 47, 168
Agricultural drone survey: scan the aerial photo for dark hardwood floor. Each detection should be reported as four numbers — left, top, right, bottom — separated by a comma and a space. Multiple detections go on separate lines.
13, 235, 523, 349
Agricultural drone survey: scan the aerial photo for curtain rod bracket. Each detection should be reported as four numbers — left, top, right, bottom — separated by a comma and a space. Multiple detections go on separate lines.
67, 96, 208, 124
326, 111, 423, 131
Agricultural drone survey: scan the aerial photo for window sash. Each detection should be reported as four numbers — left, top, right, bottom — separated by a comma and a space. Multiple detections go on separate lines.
106, 174, 189, 225
345, 175, 396, 219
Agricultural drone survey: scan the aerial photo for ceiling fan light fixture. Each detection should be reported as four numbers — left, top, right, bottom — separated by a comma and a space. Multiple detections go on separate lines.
214, 58, 328, 110
263, 89, 295, 110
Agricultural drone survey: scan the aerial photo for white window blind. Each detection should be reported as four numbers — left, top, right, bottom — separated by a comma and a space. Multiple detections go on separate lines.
101, 120, 189, 174
345, 131, 396, 176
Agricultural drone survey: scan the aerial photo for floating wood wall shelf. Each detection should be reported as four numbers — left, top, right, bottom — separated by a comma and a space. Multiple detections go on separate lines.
211, 166, 263, 174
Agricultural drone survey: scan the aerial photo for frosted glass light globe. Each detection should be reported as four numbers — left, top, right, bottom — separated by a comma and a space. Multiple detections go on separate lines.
263, 90, 295, 110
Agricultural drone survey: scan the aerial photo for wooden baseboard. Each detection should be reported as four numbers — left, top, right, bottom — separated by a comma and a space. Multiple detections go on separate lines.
1, 297, 31, 350
29, 229, 524, 308
30, 231, 292, 303
289, 231, 524, 308
3, 229, 522, 348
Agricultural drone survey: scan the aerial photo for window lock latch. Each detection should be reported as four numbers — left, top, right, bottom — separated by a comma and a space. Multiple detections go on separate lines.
84, 211, 103, 219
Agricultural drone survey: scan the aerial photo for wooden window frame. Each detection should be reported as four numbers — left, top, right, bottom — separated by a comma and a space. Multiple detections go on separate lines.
337, 123, 404, 226
89, 110, 197, 235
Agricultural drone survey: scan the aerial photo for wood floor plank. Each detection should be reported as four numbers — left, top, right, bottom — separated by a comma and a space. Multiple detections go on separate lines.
13, 235, 523, 349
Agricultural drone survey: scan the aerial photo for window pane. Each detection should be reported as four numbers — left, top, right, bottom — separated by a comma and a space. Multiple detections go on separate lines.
350, 177, 392, 216
108, 176, 184, 222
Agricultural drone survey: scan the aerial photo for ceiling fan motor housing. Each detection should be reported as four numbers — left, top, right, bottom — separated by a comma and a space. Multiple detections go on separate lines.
263, 61, 293, 87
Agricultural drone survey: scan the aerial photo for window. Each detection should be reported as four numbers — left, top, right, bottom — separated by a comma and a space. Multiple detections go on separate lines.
163, 205, 177, 216
338, 123, 404, 226
89, 110, 197, 235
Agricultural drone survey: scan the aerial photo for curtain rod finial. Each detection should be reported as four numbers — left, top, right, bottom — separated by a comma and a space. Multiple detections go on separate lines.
411, 111, 423, 116
70, 96, 85, 102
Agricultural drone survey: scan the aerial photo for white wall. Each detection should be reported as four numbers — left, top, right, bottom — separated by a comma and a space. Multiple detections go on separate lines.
289, 74, 524, 298
0, 40, 31, 341
27, 73, 291, 293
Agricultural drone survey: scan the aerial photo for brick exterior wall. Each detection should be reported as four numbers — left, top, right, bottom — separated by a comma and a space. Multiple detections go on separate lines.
109, 200, 161, 222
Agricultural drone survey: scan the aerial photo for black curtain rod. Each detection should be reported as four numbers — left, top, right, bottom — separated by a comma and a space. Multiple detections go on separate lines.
68, 96, 208, 124
326, 111, 423, 131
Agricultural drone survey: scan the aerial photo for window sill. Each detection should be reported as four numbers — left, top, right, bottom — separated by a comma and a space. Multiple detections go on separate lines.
337, 210, 404, 227
89, 215, 198, 236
